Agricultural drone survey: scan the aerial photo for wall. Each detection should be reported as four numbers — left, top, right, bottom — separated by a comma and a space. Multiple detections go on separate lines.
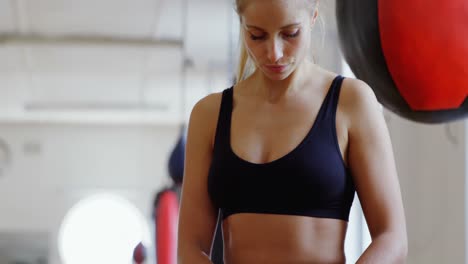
386, 113, 466, 263
0, 123, 180, 263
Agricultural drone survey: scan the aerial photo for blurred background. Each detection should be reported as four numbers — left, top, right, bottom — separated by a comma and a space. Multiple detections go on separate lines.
0, 0, 466, 263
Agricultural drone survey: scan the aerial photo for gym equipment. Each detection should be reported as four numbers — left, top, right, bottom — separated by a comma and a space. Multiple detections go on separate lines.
154, 190, 179, 264
133, 242, 147, 264
336, 0, 467, 123
168, 127, 186, 184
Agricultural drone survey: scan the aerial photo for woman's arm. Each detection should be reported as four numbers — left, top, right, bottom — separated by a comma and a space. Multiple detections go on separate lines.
177, 93, 222, 264
344, 79, 408, 263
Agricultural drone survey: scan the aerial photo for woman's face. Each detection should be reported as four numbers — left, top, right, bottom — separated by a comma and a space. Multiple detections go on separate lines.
240, 0, 317, 81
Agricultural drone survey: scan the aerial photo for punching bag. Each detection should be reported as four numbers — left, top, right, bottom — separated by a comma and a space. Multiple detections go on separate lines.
133, 242, 147, 264
154, 190, 179, 264
155, 125, 224, 264
336, 0, 467, 123
168, 126, 186, 185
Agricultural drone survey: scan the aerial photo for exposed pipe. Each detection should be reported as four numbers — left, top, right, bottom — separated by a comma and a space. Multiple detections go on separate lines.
180, 0, 189, 124
139, 0, 167, 111
227, 1, 235, 86
12, 0, 29, 33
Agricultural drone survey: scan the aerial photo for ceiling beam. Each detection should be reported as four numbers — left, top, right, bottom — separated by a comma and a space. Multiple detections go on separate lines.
0, 33, 184, 48
24, 101, 169, 112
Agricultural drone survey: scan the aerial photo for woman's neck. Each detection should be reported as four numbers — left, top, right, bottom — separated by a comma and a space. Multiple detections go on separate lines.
250, 59, 314, 103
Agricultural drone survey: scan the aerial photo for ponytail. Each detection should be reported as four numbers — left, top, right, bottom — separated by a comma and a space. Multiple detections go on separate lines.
235, 31, 257, 83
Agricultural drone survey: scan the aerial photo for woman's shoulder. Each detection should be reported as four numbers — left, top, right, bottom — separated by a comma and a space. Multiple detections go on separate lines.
191, 90, 224, 116
190, 90, 226, 125
313, 65, 377, 105
188, 89, 226, 145
339, 76, 383, 129
340, 77, 379, 111
341, 75, 374, 92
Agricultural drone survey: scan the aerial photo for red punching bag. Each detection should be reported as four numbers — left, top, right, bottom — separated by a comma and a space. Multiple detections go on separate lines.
379, 0, 467, 111
154, 190, 179, 264
336, 0, 468, 123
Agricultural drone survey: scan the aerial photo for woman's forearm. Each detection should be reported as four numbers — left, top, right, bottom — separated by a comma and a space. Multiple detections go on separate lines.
356, 232, 408, 264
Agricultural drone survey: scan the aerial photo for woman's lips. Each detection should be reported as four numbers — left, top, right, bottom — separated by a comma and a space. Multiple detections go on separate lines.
265, 64, 288, 73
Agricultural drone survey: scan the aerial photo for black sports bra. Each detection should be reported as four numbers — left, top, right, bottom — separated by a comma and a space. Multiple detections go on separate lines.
207, 76, 355, 221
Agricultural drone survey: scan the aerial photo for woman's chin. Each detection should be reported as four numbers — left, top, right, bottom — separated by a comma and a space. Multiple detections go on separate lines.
261, 69, 293, 81
267, 75, 288, 81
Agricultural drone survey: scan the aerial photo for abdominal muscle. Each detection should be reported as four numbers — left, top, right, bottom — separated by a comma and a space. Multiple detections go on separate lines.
221, 213, 348, 264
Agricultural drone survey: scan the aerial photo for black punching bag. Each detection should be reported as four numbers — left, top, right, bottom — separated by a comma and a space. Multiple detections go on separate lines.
168, 126, 186, 185
336, 0, 467, 123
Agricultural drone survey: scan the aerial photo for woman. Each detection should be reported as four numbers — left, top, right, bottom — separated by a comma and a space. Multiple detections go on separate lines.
178, 0, 408, 263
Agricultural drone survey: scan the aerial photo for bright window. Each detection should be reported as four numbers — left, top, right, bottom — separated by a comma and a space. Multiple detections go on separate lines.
58, 193, 151, 264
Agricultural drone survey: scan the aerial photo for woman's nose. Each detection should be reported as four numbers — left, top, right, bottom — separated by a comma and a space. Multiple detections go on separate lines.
266, 38, 284, 63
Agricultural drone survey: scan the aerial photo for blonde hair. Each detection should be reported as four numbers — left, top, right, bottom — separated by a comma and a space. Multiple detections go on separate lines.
234, 0, 319, 83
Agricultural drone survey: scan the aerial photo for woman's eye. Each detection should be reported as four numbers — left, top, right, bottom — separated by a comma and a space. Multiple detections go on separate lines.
250, 34, 266, 41
248, 29, 300, 41
283, 30, 300, 38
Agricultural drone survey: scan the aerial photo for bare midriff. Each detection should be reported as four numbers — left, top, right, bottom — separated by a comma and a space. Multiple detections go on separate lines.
221, 213, 348, 264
